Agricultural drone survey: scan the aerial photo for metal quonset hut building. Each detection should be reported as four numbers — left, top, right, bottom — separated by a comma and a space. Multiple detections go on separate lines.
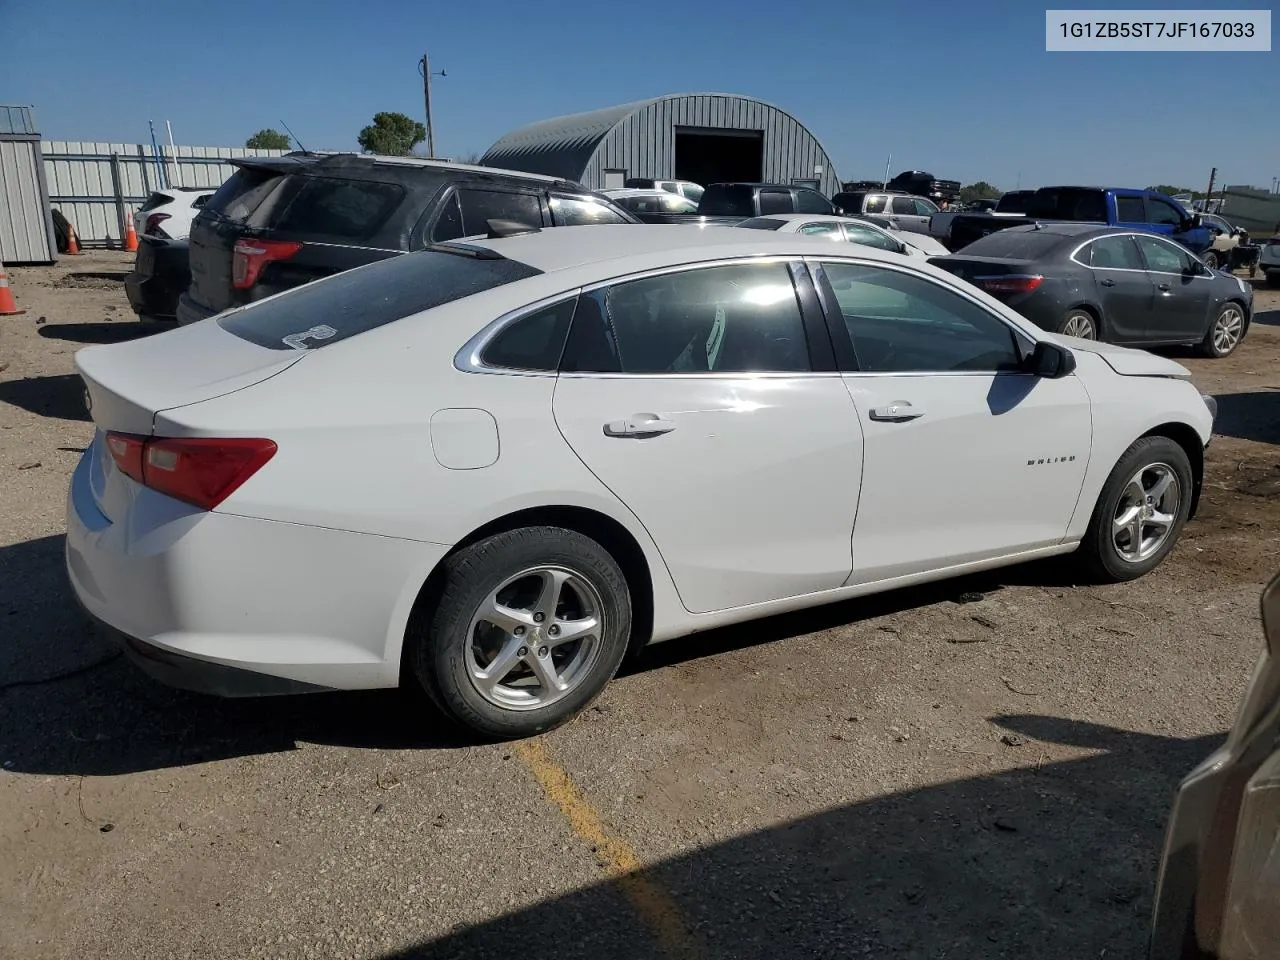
480, 93, 840, 196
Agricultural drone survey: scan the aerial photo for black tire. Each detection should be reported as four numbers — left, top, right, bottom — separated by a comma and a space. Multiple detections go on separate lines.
1059, 309, 1098, 340
1198, 302, 1247, 358
410, 526, 632, 740
1077, 436, 1193, 583
1201, 249, 1221, 271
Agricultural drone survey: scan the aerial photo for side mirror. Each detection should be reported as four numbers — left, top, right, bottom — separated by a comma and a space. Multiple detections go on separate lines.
1027, 340, 1076, 378
834, 206, 845, 216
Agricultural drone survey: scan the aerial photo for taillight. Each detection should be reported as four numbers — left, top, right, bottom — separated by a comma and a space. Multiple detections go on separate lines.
975, 274, 1044, 295
232, 238, 302, 290
104, 432, 276, 510
143, 212, 171, 236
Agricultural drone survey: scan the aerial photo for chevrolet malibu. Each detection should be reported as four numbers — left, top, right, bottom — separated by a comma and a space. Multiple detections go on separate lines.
67, 224, 1217, 739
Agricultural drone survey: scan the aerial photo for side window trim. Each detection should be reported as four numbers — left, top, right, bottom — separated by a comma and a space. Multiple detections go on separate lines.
454, 289, 584, 375
805, 256, 1037, 376
1068, 233, 1148, 273
416, 184, 462, 247
789, 261, 838, 373
559, 257, 820, 378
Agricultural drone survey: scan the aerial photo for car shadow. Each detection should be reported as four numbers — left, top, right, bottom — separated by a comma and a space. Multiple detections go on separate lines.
371, 717, 1221, 960
1213, 390, 1280, 445
0, 373, 89, 421
1252, 308, 1280, 327
37, 322, 157, 344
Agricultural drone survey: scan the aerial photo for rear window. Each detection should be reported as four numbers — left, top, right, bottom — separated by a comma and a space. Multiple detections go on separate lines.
698, 185, 755, 216
735, 218, 788, 231
1025, 188, 1107, 222
206, 166, 289, 222
138, 192, 173, 213
269, 176, 405, 241
995, 192, 1031, 213
957, 229, 1071, 258
218, 247, 542, 350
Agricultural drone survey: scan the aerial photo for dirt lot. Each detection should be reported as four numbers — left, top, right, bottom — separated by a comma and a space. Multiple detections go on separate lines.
2, 251, 1278, 960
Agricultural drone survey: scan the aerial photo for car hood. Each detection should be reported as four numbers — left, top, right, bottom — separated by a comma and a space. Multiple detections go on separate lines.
1040, 333, 1193, 379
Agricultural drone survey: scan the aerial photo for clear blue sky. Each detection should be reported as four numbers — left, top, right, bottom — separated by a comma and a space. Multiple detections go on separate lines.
2, 0, 1275, 192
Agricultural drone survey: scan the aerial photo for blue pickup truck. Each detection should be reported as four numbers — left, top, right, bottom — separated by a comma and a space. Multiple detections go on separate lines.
945, 186, 1213, 253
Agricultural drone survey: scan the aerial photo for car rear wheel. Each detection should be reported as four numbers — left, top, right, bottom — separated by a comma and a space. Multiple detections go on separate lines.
1201, 249, 1221, 270
1060, 309, 1098, 340
1199, 303, 1246, 358
411, 526, 632, 739
1077, 436, 1193, 583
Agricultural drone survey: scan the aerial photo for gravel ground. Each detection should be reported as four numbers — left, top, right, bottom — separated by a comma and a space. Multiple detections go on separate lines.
2, 251, 1278, 960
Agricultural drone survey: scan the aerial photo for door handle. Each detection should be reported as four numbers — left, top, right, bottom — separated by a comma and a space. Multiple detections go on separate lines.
868, 402, 925, 422
1100, 278, 1116, 287
1157, 282, 1171, 291
603, 413, 676, 437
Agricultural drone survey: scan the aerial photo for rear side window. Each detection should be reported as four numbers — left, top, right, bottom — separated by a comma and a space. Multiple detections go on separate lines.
206, 167, 289, 222
698, 185, 755, 217
270, 177, 404, 241
1027, 188, 1106, 221
460, 189, 543, 235
1080, 235, 1144, 269
795, 190, 833, 214
1116, 196, 1146, 223
480, 299, 576, 371
757, 190, 793, 215
138, 192, 172, 213
219, 248, 542, 350
863, 195, 888, 214
735, 217, 788, 231
995, 192, 1030, 213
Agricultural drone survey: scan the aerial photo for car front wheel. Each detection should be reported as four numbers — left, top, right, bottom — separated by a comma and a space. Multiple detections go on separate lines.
1199, 302, 1246, 358
1078, 436, 1193, 583
411, 526, 632, 739
1201, 250, 1221, 270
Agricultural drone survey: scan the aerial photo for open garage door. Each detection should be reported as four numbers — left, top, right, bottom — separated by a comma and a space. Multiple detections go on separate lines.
674, 127, 763, 187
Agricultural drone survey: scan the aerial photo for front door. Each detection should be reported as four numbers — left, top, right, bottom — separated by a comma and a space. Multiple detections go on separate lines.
552, 259, 863, 614
1076, 233, 1155, 343
813, 258, 1092, 583
887, 194, 931, 234
1132, 234, 1214, 342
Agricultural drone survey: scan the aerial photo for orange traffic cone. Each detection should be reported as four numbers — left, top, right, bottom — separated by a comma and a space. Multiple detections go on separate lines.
123, 211, 138, 253
0, 260, 26, 316
66, 224, 82, 256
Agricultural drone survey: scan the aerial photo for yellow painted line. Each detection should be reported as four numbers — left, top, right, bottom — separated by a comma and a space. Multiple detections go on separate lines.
513, 738, 705, 960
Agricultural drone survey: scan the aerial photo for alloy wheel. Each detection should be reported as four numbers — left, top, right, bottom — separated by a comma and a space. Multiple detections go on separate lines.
1212, 307, 1244, 355
1063, 313, 1096, 339
1111, 463, 1181, 563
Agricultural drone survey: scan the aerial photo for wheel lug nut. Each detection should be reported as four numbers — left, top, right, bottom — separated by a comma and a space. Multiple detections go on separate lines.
548, 625, 560, 637
514, 626, 525, 636
538, 646, 549, 658
517, 646, 528, 657
533, 613, 545, 623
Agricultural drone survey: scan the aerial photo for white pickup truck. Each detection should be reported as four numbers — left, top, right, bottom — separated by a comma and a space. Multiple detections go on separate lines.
929, 190, 1033, 246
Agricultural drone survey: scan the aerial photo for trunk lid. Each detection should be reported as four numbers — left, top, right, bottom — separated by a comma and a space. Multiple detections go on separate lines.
76, 318, 305, 436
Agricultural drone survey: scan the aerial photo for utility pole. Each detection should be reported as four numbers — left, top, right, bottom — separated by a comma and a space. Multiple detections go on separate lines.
1203, 166, 1216, 207
419, 53, 446, 158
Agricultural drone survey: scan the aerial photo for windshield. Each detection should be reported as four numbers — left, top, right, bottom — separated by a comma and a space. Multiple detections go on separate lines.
219, 248, 542, 350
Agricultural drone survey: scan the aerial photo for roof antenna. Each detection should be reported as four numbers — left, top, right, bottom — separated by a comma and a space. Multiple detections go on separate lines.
279, 120, 308, 153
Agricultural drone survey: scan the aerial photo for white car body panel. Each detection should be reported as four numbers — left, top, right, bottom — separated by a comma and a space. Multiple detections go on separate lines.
65, 225, 1216, 692
133, 187, 215, 240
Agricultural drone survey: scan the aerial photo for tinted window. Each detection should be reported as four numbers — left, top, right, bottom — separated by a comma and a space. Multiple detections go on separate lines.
820, 261, 1022, 373
842, 222, 900, 252
958, 229, 1070, 259
480, 298, 576, 371
1147, 198, 1185, 227
193, 194, 212, 208
799, 222, 843, 237
795, 189, 833, 214
995, 192, 1031, 213
432, 192, 465, 242
1027, 188, 1106, 221
890, 196, 917, 215
272, 177, 405, 240
1135, 235, 1194, 273
735, 218, 788, 231
550, 195, 629, 225
1081, 235, 1144, 270
219, 249, 542, 351
863, 195, 888, 214
206, 167, 288, 222
699, 185, 756, 216
569, 262, 810, 374
460, 189, 543, 235
832, 193, 867, 213
1116, 196, 1146, 223
661, 194, 698, 213
758, 190, 793, 215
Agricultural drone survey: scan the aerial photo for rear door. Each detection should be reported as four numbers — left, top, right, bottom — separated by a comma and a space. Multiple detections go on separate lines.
551, 259, 863, 614
1073, 234, 1154, 342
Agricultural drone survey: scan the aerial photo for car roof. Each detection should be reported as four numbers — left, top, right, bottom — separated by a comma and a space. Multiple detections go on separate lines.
988, 222, 1144, 241
459, 224, 910, 273
601, 188, 679, 197
233, 151, 571, 187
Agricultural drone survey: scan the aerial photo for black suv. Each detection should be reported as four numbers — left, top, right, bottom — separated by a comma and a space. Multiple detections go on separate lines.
176, 153, 639, 326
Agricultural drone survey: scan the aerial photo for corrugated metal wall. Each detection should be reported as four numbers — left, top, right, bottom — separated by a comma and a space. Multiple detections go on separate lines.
0, 105, 57, 264
43, 142, 290, 247
585, 95, 840, 196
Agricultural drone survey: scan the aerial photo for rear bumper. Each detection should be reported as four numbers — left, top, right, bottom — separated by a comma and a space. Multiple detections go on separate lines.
124, 271, 182, 322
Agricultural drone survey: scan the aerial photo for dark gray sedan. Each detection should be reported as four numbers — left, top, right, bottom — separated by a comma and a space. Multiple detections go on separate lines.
930, 223, 1253, 358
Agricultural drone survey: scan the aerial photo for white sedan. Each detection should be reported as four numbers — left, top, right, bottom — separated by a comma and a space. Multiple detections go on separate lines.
734, 213, 951, 258
67, 224, 1216, 738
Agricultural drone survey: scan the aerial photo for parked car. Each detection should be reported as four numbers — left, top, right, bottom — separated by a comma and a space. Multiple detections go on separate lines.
134, 187, 217, 240
123, 235, 190, 323
601, 188, 700, 221
1260, 235, 1280, 286
829, 189, 939, 236
622, 178, 704, 204
732, 213, 950, 257
946, 187, 1213, 254
69, 224, 1216, 739
841, 171, 961, 205
930, 189, 1033, 243
930, 223, 1252, 356
1149, 568, 1280, 960
175, 152, 639, 326
1198, 212, 1261, 274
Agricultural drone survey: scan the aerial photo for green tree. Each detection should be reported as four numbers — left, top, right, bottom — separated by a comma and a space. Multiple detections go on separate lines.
357, 112, 426, 156
245, 128, 291, 150
1148, 185, 1197, 197
959, 181, 1002, 204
